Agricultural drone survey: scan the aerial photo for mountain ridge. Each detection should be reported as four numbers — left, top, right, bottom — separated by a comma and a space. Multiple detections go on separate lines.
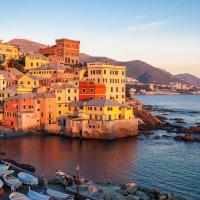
5, 38, 200, 85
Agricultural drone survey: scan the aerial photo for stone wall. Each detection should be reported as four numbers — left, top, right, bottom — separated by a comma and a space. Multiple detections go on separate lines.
65, 119, 138, 140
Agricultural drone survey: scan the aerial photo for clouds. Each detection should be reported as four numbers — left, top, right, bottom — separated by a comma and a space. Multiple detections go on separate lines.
126, 20, 168, 32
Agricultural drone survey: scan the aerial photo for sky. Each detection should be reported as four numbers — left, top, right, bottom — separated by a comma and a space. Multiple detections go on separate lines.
1, 0, 200, 77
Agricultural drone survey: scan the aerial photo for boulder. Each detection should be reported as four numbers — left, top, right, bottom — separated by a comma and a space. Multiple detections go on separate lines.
136, 191, 150, 200
126, 195, 140, 200
103, 191, 112, 200
126, 187, 137, 194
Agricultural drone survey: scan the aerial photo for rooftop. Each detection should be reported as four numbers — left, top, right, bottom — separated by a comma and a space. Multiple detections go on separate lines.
85, 99, 122, 107
29, 63, 73, 71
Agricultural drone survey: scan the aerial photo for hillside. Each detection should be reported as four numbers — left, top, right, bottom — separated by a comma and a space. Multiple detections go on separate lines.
4, 39, 197, 85
80, 53, 177, 84
175, 73, 200, 87
5, 39, 47, 53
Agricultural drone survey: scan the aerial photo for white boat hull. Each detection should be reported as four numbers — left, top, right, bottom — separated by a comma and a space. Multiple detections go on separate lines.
3, 174, 22, 189
18, 172, 38, 185
47, 188, 74, 200
0, 169, 14, 177
0, 178, 4, 188
28, 189, 50, 200
9, 192, 31, 200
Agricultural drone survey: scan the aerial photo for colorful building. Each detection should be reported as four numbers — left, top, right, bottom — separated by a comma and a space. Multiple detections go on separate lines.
87, 63, 126, 103
25, 53, 49, 70
50, 83, 79, 117
17, 74, 42, 93
39, 38, 80, 65
79, 80, 106, 101
3, 92, 57, 131
83, 99, 133, 120
28, 63, 75, 79
0, 40, 19, 68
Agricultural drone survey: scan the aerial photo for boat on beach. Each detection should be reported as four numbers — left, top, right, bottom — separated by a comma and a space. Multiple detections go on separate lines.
55, 170, 73, 186
0, 162, 10, 170
28, 189, 50, 200
0, 178, 4, 189
3, 174, 22, 189
9, 192, 31, 200
18, 172, 38, 185
47, 188, 74, 200
0, 169, 14, 177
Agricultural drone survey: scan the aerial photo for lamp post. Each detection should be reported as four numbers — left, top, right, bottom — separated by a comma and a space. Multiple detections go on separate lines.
75, 163, 80, 199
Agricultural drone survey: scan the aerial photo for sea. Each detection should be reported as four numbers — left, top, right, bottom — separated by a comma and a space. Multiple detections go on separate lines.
1, 95, 200, 200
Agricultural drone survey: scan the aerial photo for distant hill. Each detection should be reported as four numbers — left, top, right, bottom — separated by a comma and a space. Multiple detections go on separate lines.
80, 53, 177, 84
175, 73, 200, 87
5, 39, 47, 54
4, 39, 198, 85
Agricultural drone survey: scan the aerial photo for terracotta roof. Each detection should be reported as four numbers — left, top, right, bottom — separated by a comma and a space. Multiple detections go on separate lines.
1, 85, 17, 93
51, 82, 78, 89
68, 101, 84, 107
85, 99, 122, 107
30, 63, 73, 71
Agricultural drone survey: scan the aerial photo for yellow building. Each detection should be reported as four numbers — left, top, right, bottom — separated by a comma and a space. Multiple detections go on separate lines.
50, 83, 79, 117
17, 74, 41, 93
87, 63, 126, 103
68, 99, 133, 121
0, 40, 19, 68
0, 85, 17, 104
25, 53, 49, 70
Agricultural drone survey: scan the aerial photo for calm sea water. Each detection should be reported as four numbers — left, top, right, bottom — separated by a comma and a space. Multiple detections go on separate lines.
1, 95, 200, 200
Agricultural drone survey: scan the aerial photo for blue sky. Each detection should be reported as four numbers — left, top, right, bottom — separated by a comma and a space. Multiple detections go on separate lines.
1, 0, 200, 76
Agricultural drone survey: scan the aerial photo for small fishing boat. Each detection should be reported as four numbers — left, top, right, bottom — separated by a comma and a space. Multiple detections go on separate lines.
9, 192, 31, 200
0, 178, 4, 189
0, 169, 14, 177
47, 188, 74, 200
0, 162, 10, 170
28, 189, 50, 200
18, 172, 38, 185
55, 170, 73, 186
3, 174, 22, 189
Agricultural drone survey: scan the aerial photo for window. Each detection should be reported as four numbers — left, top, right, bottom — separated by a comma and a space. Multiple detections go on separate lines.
111, 87, 113, 92
68, 97, 70, 101
23, 105, 26, 109
58, 97, 61, 101
82, 88, 86, 93
59, 111, 61, 114
90, 88, 94, 93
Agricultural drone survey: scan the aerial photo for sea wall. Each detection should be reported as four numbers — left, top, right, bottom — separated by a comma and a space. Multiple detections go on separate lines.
65, 119, 138, 139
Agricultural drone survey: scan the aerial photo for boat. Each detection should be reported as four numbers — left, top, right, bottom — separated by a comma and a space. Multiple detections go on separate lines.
18, 172, 38, 185
55, 170, 73, 186
28, 189, 50, 200
9, 192, 31, 200
47, 188, 74, 200
0, 178, 4, 189
3, 174, 22, 189
0, 169, 14, 177
0, 162, 10, 170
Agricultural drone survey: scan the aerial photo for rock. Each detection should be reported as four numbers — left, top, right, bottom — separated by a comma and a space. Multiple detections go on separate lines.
154, 135, 161, 139
159, 194, 168, 200
126, 187, 137, 194
126, 195, 140, 200
136, 191, 150, 200
172, 196, 187, 200
140, 187, 152, 195
103, 191, 112, 200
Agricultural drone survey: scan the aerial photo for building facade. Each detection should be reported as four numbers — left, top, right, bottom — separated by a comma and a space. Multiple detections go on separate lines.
87, 63, 126, 103
39, 38, 80, 65
25, 53, 49, 70
79, 81, 106, 101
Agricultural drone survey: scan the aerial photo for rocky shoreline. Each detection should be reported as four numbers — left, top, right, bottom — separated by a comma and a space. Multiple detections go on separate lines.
135, 105, 200, 142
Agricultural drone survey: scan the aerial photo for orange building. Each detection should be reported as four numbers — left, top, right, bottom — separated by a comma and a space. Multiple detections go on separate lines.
4, 93, 36, 129
79, 81, 106, 101
39, 38, 80, 65
4, 92, 56, 131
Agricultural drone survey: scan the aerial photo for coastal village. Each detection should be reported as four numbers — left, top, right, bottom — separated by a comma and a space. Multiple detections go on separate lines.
0, 38, 138, 139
